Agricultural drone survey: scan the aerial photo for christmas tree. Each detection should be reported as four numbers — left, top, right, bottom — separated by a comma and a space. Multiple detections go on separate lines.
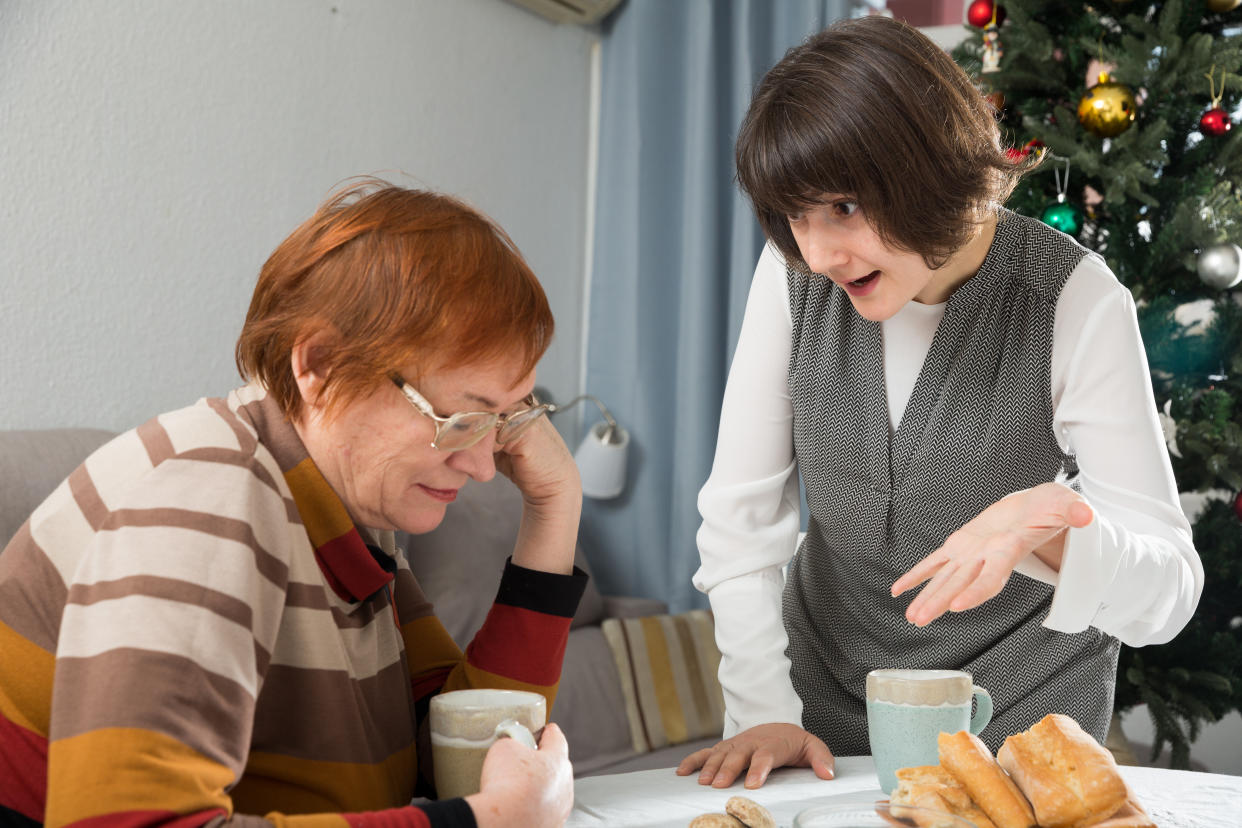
953, 0, 1242, 769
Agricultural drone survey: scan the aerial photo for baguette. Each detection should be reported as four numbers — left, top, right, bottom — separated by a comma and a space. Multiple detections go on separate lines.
938, 730, 1036, 828
997, 714, 1129, 828
891, 765, 998, 828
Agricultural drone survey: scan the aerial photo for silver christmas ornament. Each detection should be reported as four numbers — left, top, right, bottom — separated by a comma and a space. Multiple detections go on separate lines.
1157, 400, 1181, 458
1197, 243, 1242, 290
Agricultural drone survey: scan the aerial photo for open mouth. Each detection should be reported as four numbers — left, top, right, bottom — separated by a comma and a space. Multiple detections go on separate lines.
850, 271, 879, 288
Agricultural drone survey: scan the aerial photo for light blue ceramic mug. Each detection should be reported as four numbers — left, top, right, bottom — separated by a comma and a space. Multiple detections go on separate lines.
865, 668, 993, 794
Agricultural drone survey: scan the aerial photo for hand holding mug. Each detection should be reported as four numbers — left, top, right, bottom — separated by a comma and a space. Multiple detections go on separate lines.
467, 722, 573, 828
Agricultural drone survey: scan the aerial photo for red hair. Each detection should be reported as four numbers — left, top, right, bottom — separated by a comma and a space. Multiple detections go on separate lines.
235, 179, 554, 420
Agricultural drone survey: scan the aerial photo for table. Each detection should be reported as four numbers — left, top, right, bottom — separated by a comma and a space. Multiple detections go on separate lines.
568, 756, 1242, 828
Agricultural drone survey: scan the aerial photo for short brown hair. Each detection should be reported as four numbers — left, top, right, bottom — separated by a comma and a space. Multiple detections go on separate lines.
236, 179, 554, 420
735, 15, 1030, 270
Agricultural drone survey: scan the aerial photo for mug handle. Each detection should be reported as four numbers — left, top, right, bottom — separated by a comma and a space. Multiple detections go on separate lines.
968, 685, 993, 735
493, 718, 537, 750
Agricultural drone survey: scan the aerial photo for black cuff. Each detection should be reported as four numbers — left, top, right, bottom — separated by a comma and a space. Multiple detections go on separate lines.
418, 797, 477, 828
497, 557, 590, 618
0, 805, 40, 828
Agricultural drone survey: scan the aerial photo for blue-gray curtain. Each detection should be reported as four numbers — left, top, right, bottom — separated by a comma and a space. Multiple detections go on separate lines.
582, 0, 849, 611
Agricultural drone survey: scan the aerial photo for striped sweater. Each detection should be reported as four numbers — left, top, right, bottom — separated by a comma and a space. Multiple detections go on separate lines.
0, 383, 587, 828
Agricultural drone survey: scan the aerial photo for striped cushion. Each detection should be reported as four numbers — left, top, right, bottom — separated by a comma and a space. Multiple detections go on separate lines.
600, 609, 724, 753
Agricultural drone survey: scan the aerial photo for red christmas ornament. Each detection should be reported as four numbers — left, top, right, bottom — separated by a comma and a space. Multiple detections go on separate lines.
1235, 490, 1242, 522
1005, 138, 1044, 161
1200, 107, 1232, 137
967, 0, 1006, 28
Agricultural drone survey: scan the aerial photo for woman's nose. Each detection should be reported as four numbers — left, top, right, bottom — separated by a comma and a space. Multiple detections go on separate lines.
800, 228, 849, 274
447, 431, 498, 482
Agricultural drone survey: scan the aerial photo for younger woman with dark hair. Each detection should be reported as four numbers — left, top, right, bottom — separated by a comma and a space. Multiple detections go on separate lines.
679, 16, 1202, 790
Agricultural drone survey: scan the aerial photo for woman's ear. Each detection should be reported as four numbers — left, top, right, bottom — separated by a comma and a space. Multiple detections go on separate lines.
290, 326, 338, 411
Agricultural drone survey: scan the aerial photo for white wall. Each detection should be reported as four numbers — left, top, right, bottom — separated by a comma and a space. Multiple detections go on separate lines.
0, 0, 594, 431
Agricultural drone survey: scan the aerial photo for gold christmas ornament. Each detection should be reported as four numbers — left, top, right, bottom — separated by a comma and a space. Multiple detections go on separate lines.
1077, 72, 1137, 137
1206, 0, 1240, 13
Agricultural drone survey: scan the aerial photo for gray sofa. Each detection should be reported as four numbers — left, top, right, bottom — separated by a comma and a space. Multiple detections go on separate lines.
0, 427, 719, 779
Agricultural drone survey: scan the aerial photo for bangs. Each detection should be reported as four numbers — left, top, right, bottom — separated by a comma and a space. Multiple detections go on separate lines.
735, 17, 1028, 272
737, 95, 857, 220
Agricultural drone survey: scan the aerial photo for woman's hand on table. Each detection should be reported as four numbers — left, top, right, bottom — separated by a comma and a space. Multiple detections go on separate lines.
891, 481, 1094, 626
495, 415, 582, 575
467, 722, 574, 828
676, 723, 836, 789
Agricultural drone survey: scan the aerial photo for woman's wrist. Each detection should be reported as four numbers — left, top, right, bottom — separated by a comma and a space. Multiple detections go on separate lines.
1030, 527, 1069, 573
465, 791, 501, 828
511, 499, 582, 574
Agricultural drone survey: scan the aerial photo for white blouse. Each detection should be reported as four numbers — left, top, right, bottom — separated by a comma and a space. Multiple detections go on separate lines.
693, 243, 1203, 738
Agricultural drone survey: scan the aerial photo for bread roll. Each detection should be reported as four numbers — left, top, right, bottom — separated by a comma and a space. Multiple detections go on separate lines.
997, 714, 1128, 828
938, 730, 1036, 828
891, 765, 997, 828
1086, 798, 1156, 828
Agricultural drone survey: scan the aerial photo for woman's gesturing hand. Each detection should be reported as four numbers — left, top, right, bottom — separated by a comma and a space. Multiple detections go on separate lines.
891, 481, 1094, 626
675, 723, 836, 789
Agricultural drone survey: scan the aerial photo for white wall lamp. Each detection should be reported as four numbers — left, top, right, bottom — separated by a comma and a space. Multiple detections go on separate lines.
539, 390, 629, 499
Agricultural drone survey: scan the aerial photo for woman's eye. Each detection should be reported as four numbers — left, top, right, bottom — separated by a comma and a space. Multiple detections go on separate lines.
786, 210, 806, 223
833, 201, 859, 218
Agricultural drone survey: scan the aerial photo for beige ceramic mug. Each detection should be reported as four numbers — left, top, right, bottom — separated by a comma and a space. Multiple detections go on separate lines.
429, 689, 546, 799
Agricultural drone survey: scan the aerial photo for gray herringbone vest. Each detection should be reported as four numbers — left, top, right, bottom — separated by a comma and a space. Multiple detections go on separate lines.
783, 210, 1120, 755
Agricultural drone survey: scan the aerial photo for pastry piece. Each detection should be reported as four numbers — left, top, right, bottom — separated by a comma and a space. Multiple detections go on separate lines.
1087, 797, 1156, 828
938, 730, 1036, 828
891, 765, 997, 828
689, 814, 745, 828
725, 795, 776, 828
997, 714, 1129, 828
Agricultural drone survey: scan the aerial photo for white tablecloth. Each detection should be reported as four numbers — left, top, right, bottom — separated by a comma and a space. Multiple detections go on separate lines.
568, 756, 1242, 828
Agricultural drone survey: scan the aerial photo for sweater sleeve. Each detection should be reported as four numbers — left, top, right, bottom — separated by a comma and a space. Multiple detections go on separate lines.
1015, 254, 1203, 646
692, 245, 805, 736
397, 557, 587, 745
441, 560, 588, 701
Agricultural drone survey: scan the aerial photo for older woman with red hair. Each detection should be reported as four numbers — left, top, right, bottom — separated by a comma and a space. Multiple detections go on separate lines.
0, 181, 584, 828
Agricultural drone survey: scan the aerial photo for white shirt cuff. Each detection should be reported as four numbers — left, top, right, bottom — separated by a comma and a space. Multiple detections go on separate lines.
1041, 517, 1108, 634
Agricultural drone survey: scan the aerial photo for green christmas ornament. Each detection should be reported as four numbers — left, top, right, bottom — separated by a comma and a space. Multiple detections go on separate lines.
1041, 198, 1084, 235
1040, 157, 1082, 236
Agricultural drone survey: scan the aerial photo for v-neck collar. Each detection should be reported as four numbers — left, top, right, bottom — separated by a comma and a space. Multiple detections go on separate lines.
887, 209, 1023, 484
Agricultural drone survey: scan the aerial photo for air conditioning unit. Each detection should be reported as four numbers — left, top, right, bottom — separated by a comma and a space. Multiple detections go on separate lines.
503, 0, 623, 25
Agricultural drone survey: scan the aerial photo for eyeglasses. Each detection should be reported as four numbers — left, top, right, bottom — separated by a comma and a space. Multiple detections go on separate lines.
391, 375, 553, 451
